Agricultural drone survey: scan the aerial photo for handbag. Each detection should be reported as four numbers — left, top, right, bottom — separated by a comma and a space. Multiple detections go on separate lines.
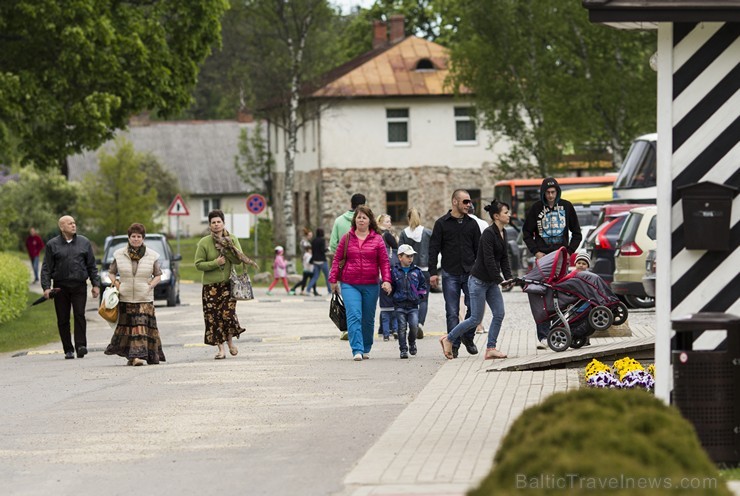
230, 263, 254, 301
337, 234, 349, 281
329, 292, 347, 332
98, 286, 119, 323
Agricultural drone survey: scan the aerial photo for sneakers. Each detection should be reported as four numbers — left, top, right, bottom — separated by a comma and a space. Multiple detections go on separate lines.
76, 346, 87, 358
288, 290, 296, 295
383, 336, 390, 342
400, 351, 409, 359
362, 354, 370, 360
64, 351, 75, 359
265, 291, 273, 296
416, 324, 424, 339
340, 331, 349, 341
452, 344, 459, 359
409, 343, 417, 356
353, 353, 363, 361
537, 339, 548, 350
485, 347, 507, 360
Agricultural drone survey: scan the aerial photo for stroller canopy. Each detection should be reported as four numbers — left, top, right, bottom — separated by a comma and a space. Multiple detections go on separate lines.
523, 247, 570, 285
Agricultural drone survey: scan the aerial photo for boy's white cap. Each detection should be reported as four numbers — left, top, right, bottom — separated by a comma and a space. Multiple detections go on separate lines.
397, 244, 417, 256
275, 245, 284, 252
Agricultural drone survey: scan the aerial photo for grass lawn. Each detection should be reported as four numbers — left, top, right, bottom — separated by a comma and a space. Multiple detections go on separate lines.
0, 291, 59, 353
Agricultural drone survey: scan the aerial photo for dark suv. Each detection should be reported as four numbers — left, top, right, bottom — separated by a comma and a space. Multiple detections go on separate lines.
100, 234, 181, 306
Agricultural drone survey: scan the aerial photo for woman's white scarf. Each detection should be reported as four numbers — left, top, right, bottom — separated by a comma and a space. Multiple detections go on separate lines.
403, 225, 425, 242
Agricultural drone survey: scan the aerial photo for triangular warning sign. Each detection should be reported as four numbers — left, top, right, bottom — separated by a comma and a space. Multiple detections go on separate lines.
167, 194, 190, 216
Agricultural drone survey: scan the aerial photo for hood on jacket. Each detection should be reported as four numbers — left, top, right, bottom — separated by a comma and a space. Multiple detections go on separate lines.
341, 210, 354, 222
540, 177, 561, 205
403, 225, 425, 243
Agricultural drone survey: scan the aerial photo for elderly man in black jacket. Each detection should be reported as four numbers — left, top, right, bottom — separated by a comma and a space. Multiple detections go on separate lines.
428, 189, 481, 358
41, 216, 100, 359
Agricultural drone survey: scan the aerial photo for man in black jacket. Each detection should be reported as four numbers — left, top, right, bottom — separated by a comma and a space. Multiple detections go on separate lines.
428, 189, 481, 358
522, 177, 582, 349
41, 216, 100, 359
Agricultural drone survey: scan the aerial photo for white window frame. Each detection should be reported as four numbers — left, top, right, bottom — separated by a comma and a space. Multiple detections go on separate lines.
454, 106, 478, 145
201, 198, 222, 221
386, 108, 410, 147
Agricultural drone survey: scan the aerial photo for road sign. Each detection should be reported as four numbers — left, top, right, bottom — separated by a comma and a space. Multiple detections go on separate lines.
168, 194, 190, 216
246, 193, 267, 214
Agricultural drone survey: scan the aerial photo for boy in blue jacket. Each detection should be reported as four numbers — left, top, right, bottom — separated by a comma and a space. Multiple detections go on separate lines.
391, 244, 428, 359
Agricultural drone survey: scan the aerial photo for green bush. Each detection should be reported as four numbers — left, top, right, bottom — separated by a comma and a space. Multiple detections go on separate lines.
470, 388, 731, 496
0, 253, 29, 325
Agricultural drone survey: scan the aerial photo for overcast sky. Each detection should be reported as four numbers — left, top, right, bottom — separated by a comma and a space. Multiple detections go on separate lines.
331, 0, 374, 14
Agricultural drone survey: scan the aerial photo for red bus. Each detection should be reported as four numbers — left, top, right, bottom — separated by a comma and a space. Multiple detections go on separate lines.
494, 175, 617, 224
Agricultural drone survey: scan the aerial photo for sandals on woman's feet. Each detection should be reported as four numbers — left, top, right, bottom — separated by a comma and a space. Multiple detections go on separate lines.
228, 343, 238, 356
439, 336, 453, 359
214, 351, 226, 360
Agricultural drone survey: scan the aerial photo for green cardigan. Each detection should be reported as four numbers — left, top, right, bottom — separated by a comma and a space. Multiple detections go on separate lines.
194, 235, 245, 285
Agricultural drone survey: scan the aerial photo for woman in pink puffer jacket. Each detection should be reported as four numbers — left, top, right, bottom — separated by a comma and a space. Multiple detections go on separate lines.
329, 205, 392, 361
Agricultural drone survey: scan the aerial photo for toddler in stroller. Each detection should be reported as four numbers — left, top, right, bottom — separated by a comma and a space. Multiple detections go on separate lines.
513, 247, 628, 352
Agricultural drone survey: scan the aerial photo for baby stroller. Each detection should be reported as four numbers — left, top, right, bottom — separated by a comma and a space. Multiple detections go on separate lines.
515, 247, 628, 352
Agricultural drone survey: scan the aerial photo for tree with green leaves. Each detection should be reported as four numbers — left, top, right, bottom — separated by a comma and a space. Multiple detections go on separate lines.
139, 153, 182, 218
0, 166, 82, 251
0, 0, 228, 171
234, 122, 275, 202
241, 0, 345, 258
448, 0, 656, 175
76, 138, 159, 238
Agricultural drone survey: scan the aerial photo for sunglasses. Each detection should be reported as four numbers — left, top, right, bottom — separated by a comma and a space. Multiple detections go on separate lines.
461, 199, 472, 205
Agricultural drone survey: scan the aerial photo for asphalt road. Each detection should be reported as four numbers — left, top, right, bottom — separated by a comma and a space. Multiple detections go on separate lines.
0, 283, 657, 496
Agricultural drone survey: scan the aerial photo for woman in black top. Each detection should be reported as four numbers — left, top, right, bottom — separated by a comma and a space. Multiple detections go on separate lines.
305, 228, 330, 296
439, 201, 514, 360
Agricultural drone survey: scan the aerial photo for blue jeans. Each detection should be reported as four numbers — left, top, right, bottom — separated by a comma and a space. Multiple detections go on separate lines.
31, 256, 40, 281
447, 276, 505, 349
380, 310, 397, 338
306, 262, 330, 294
418, 271, 430, 325
441, 272, 472, 346
341, 283, 379, 356
395, 307, 419, 352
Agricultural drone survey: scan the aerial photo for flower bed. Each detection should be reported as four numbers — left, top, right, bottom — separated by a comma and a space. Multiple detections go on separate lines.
584, 357, 655, 390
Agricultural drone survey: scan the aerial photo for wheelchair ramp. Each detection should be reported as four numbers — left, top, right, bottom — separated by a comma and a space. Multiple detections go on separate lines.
486, 336, 655, 372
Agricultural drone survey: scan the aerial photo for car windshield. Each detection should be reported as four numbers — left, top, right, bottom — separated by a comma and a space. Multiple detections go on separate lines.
104, 238, 168, 264
614, 139, 656, 189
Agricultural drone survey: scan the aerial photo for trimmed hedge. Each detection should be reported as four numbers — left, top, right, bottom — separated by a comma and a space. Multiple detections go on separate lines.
0, 253, 29, 325
470, 388, 731, 496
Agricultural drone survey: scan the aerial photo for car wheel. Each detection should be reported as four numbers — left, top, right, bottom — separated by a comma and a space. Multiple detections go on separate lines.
167, 286, 177, 307
623, 294, 655, 309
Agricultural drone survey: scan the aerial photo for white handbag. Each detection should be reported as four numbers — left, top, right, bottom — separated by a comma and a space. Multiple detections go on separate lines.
102, 286, 120, 309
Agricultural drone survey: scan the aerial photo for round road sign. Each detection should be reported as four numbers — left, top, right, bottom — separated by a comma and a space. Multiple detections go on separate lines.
246, 194, 267, 214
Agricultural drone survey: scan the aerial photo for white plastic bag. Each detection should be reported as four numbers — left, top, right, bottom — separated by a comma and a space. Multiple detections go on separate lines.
102, 286, 119, 309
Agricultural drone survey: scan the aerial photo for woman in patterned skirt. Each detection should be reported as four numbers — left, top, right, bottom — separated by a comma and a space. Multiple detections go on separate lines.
104, 223, 166, 366
195, 209, 258, 359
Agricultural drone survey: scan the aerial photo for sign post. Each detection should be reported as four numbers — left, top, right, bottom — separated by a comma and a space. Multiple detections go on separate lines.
167, 194, 190, 256
246, 194, 267, 258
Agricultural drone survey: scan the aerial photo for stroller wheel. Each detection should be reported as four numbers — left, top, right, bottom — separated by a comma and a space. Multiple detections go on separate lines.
571, 336, 588, 349
611, 301, 629, 326
589, 305, 614, 331
547, 327, 571, 352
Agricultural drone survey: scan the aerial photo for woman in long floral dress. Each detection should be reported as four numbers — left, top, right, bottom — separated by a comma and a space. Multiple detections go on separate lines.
194, 209, 258, 359
104, 223, 166, 366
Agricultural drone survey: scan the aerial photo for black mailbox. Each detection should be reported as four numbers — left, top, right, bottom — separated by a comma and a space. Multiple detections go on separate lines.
678, 182, 737, 251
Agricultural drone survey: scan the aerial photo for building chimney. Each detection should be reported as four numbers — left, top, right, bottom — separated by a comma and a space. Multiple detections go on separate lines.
372, 20, 387, 49
389, 14, 405, 44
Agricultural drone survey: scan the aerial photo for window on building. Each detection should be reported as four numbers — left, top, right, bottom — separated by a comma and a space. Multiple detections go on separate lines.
454, 107, 476, 143
385, 191, 408, 223
201, 198, 221, 221
468, 189, 482, 217
387, 108, 409, 144
416, 58, 435, 71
